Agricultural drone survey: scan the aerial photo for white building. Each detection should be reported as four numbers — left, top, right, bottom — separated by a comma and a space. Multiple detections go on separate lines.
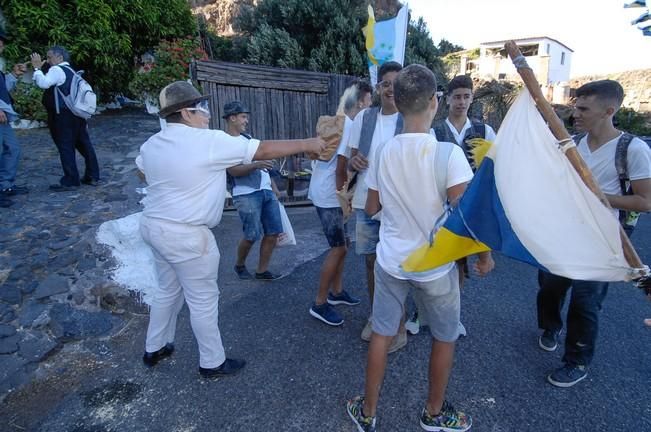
474, 36, 573, 85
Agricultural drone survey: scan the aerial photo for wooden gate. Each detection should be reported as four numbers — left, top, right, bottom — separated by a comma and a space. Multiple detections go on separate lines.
193, 60, 356, 204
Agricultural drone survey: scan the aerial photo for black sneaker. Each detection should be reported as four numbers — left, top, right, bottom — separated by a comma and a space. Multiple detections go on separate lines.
199, 358, 246, 378
547, 363, 587, 388
255, 270, 280, 281
142, 343, 174, 367
49, 184, 79, 192
1, 185, 28, 196
234, 265, 252, 280
538, 329, 561, 352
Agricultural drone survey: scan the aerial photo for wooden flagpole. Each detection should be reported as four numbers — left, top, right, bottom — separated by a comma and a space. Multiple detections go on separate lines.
504, 41, 647, 278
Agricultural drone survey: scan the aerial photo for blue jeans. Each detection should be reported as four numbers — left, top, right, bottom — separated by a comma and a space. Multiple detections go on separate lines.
537, 270, 608, 366
0, 123, 20, 189
233, 189, 282, 242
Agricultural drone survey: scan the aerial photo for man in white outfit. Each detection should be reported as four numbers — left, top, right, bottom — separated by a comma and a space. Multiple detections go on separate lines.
137, 81, 324, 378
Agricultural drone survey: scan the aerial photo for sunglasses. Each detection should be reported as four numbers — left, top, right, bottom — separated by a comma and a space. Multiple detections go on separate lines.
183, 100, 211, 119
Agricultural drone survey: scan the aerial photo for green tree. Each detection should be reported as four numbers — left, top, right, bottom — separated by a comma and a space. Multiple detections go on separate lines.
0, 0, 196, 98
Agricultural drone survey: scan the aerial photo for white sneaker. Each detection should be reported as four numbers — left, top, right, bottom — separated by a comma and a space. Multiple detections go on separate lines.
405, 317, 420, 335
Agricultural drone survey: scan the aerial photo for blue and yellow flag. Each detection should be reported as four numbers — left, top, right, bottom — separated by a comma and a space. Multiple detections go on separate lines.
362, 5, 408, 84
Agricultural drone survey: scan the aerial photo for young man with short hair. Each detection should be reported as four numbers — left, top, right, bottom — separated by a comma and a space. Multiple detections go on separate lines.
224, 100, 283, 281
308, 80, 372, 326
347, 64, 494, 432
537, 79, 651, 387
346, 61, 407, 350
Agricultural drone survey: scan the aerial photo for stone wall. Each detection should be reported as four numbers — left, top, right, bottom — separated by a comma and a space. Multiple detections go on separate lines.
570, 69, 651, 113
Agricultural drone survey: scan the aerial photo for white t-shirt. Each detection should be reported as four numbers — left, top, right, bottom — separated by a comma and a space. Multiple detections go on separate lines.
366, 133, 474, 282
577, 133, 651, 219
346, 108, 400, 209
308, 116, 353, 208
138, 123, 259, 228
231, 135, 272, 196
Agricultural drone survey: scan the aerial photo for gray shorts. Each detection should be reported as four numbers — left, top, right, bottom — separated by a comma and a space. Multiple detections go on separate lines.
371, 264, 461, 342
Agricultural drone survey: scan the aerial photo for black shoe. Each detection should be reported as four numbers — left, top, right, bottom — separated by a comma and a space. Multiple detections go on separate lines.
199, 358, 246, 378
1, 185, 28, 196
234, 265, 252, 280
142, 343, 175, 367
539, 329, 561, 352
49, 184, 79, 192
255, 270, 280, 281
81, 177, 100, 186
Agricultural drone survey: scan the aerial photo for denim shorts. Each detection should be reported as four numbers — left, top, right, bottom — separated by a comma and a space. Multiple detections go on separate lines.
372, 264, 461, 342
355, 209, 380, 255
316, 206, 347, 248
233, 189, 283, 242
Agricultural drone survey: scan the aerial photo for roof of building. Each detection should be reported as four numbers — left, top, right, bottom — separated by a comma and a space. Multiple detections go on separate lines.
480, 36, 574, 53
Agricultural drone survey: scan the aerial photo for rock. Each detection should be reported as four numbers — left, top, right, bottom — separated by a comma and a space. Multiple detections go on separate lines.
73, 291, 86, 305
34, 275, 70, 299
77, 256, 97, 272
0, 285, 22, 305
104, 194, 128, 203
48, 303, 115, 341
48, 237, 79, 251
21, 281, 38, 295
18, 331, 60, 363
49, 250, 80, 269
18, 301, 49, 328
0, 324, 16, 338
0, 303, 16, 323
0, 333, 20, 354
0, 354, 28, 395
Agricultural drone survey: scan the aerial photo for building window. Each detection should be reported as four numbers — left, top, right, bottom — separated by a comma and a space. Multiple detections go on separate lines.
561, 52, 565, 65
546, 43, 550, 54
498, 73, 506, 80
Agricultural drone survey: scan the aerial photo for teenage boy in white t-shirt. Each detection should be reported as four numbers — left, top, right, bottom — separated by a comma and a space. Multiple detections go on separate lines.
308, 81, 373, 326
346, 65, 494, 432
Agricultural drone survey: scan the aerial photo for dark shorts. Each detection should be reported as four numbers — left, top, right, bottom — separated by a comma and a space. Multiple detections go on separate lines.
316, 206, 347, 248
233, 189, 283, 242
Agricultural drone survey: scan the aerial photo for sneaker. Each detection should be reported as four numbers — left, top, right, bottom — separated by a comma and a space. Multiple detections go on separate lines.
388, 326, 408, 354
327, 290, 361, 306
255, 270, 280, 281
346, 396, 376, 432
547, 363, 587, 388
142, 343, 175, 367
538, 329, 561, 352
458, 322, 467, 337
361, 319, 372, 342
406, 312, 420, 335
420, 400, 472, 432
1, 185, 28, 196
234, 265, 252, 280
309, 302, 344, 326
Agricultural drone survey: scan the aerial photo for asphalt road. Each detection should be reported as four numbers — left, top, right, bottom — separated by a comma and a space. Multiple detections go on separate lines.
2, 208, 650, 432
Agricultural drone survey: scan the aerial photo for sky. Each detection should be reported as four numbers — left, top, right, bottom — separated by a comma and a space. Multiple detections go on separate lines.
407, 0, 651, 77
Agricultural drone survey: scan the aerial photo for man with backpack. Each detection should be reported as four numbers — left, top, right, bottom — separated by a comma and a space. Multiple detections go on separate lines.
537, 80, 651, 388
31, 46, 100, 191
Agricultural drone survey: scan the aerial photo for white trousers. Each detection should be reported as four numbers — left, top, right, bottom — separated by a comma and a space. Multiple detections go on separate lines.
140, 216, 225, 369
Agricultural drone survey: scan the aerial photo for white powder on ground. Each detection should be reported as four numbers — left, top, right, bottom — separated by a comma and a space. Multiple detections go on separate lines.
96, 212, 157, 305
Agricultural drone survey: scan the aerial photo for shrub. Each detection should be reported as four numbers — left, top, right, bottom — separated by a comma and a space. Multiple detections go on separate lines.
128, 38, 208, 105
11, 81, 47, 122
0, 0, 197, 99
615, 107, 651, 136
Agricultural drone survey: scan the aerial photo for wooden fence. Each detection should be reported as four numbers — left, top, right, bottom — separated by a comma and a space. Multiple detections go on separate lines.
192, 60, 357, 204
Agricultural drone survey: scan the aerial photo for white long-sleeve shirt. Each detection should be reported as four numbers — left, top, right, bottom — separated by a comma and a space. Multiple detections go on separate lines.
32, 62, 69, 89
